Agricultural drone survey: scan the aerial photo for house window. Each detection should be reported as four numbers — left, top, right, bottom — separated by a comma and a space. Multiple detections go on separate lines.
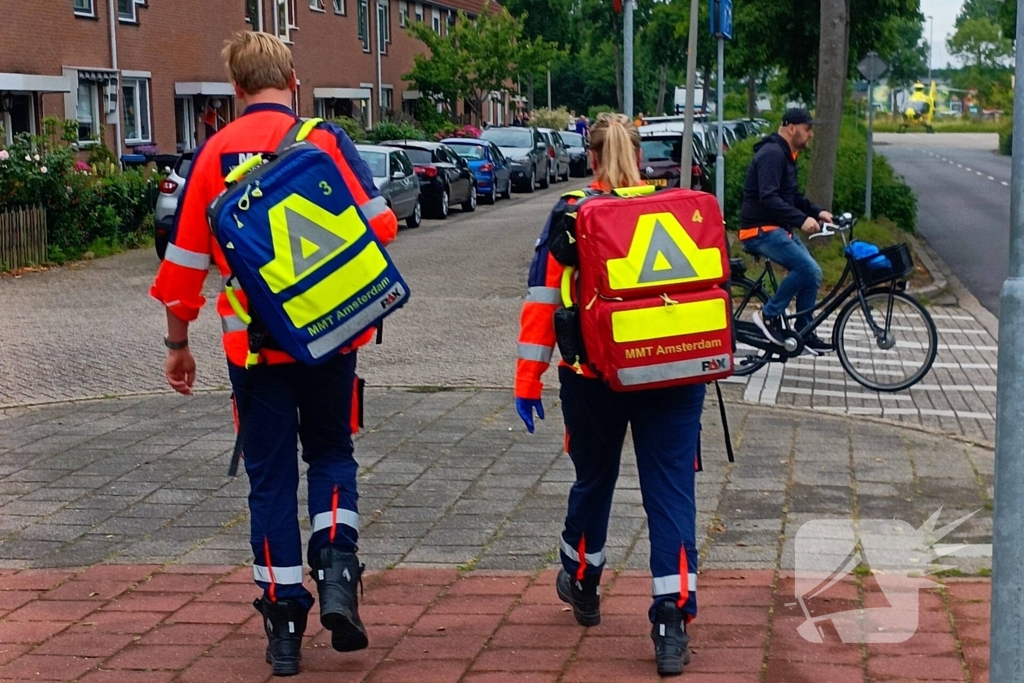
73, 0, 95, 17
333, 0, 345, 14
414, 2, 422, 21
245, 0, 263, 29
377, 1, 390, 52
122, 78, 151, 143
76, 81, 100, 143
277, 0, 297, 41
398, 0, 407, 27
381, 87, 393, 114
117, 0, 136, 21
431, 7, 439, 33
310, 0, 324, 10
358, 0, 370, 52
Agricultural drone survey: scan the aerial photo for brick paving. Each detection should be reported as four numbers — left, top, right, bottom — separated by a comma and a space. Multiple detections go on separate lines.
0, 565, 992, 682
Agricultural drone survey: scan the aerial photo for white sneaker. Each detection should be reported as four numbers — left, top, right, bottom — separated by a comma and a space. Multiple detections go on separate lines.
753, 311, 784, 346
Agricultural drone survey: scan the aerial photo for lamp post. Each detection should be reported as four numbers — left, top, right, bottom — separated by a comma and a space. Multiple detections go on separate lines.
928, 15, 934, 83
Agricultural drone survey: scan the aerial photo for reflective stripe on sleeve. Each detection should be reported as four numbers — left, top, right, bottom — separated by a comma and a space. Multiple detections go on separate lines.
560, 537, 606, 566
164, 243, 211, 271
652, 573, 698, 596
360, 195, 389, 221
253, 564, 305, 585
527, 286, 562, 305
221, 315, 248, 333
518, 343, 553, 364
311, 508, 360, 534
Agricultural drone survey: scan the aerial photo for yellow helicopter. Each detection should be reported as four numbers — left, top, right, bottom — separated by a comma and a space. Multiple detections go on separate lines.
898, 81, 937, 133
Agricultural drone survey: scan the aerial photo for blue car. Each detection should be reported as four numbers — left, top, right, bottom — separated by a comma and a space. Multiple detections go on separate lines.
441, 138, 513, 204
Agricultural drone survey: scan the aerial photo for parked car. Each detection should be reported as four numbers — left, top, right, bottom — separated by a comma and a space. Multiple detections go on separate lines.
705, 123, 739, 152
637, 131, 711, 193
355, 144, 422, 229
154, 152, 191, 260
479, 126, 550, 193
560, 131, 591, 177
380, 141, 477, 219
441, 138, 513, 204
537, 128, 571, 184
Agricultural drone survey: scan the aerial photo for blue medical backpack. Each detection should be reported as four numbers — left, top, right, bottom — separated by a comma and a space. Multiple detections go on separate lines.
207, 118, 409, 366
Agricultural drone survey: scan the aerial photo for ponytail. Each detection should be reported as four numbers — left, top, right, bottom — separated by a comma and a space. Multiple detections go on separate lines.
590, 113, 642, 190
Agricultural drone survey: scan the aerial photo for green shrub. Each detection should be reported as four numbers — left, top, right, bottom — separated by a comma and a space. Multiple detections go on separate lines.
530, 107, 574, 131
329, 116, 367, 143
87, 143, 117, 167
722, 117, 917, 233
999, 118, 1012, 156
587, 104, 615, 121
369, 120, 426, 143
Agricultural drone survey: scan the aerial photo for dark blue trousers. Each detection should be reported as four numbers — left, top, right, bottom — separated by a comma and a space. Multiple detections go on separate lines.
558, 367, 704, 623
229, 352, 361, 610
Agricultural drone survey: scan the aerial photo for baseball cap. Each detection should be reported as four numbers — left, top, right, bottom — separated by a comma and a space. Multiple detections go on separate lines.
782, 108, 816, 126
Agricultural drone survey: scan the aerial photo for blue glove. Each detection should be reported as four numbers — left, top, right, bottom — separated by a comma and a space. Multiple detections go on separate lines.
516, 398, 545, 433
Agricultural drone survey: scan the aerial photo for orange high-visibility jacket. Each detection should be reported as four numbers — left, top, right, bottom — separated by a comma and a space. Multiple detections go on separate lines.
151, 103, 398, 366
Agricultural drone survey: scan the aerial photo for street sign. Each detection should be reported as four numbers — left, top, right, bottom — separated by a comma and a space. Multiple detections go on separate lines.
710, 0, 733, 40
857, 51, 888, 82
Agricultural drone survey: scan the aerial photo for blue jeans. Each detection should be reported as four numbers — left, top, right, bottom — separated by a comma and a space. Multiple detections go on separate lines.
558, 367, 705, 623
742, 229, 823, 332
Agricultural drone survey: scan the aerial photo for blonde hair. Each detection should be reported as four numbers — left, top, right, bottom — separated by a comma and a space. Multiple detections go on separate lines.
590, 113, 642, 189
222, 31, 294, 96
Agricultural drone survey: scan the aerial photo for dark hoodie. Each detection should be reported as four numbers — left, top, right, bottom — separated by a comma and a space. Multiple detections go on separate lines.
739, 132, 822, 231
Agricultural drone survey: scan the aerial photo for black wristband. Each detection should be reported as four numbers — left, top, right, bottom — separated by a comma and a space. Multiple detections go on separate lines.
164, 337, 189, 350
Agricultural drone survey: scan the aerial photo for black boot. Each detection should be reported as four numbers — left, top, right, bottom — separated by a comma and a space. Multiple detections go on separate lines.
651, 601, 691, 677
311, 546, 369, 652
555, 568, 601, 626
253, 597, 308, 677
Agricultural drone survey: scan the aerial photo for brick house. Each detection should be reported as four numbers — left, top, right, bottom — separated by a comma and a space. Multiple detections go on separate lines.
0, 0, 512, 159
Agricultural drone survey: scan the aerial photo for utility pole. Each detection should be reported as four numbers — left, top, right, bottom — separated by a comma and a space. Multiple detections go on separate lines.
928, 15, 934, 83
711, 0, 732, 211
679, 0, 699, 175
990, 3, 1024, 680
623, 0, 634, 117
547, 69, 552, 110
857, 52, 887, 221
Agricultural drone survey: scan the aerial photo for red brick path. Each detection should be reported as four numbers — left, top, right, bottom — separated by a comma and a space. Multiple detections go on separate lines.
0, 566, 990, 682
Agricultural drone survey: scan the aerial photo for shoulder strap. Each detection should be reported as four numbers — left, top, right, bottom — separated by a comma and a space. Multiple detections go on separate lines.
275, 117, 325, 154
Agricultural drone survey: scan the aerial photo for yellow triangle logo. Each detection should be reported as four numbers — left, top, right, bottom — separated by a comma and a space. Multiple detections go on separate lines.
300, 236, 320, 260
652, 251, 673, 271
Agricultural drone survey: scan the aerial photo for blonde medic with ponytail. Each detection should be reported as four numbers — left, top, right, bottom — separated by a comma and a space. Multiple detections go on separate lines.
513, 111, 706, 677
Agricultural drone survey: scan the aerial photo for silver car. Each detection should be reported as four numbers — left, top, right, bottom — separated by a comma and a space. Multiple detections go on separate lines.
537, 128, 571, 184
154, 152, 191, 260
355, 144, 422, 229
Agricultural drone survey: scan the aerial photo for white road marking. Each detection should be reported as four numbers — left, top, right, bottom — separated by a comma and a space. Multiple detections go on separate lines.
957, 164, 963, 168
1003, 181, 1010, 187
988, 176, 995, 181
966, 167, 972, 171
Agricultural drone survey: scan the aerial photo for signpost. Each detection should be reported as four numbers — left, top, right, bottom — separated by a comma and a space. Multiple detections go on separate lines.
710, 0, 732, 212
856, 51, 887, 220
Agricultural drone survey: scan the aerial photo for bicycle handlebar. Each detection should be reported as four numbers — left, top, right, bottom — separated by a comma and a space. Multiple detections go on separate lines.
808, 212, 856, 240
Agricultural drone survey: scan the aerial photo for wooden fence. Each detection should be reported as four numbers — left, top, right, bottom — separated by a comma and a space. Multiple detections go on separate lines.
0, 206, 47, 271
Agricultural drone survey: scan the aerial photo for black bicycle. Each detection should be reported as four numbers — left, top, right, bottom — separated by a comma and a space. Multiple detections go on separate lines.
729, 213, 938, 392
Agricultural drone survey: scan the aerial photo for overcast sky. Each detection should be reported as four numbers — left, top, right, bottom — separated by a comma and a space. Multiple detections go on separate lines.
921, 0, 966, 70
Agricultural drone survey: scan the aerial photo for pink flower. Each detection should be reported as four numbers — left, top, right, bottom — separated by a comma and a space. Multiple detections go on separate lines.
0, 150, 9, 161
39, 166, 47, 174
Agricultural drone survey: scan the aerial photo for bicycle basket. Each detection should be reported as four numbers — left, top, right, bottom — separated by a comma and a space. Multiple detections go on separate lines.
851, 242, 914, 287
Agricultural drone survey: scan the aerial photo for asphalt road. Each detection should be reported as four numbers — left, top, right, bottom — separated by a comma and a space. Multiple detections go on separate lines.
877, 132, 1010, 314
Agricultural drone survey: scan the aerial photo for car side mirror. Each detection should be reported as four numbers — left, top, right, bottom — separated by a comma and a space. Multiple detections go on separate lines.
536, 142, 546, 150
391, 170, 405, 180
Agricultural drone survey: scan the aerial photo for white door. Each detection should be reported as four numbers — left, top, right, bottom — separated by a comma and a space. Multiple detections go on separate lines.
174, 96, 196, 152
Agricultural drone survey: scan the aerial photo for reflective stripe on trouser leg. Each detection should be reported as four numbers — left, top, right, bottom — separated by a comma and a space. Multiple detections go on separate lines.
301, 353, 361, 563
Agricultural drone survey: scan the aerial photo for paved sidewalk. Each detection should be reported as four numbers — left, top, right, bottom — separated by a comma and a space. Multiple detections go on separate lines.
0, 565, 993, 683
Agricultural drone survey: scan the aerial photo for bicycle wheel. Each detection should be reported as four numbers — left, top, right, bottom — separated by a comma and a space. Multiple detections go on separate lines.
833, 290, 938, 392
730, 277, 771, 377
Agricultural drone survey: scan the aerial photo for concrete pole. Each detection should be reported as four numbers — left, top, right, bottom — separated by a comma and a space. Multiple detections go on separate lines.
623, 0, 634, 117
107, 0, 122, 162
547, 69, 552, 110
990, 2, 1024, 680
679, 0, 699, 175
375, 0, 383, 124
928, 15, 933, 83
865, 78, 874, 220
715, 37, 724, 209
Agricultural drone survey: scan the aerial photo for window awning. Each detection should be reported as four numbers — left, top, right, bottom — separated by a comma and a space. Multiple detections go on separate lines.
76, 70, 118, 84
174, 82, 235, 97
314, 87, 372, 100
0, 72, 73, 93
402, 90, 422, 101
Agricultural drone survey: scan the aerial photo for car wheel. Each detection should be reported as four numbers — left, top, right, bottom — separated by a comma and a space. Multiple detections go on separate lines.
155, 235, 168, 261
501, 178, 512, 199
525, 167, 536, 193
484, 182, 497, 204
405, 198, 422, 229
539, 165, 549, 189
462, 184, 477, 212
436, 188, 450, 218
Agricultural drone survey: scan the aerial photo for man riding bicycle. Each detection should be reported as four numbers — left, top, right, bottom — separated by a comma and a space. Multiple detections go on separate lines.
739, 108, 833, 354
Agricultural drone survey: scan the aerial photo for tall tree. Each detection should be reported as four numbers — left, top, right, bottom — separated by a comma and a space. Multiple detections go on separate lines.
955, 0, 1002, 27
882, 15, 928, 90
806, 0, 850, 209
948, 17, 1014, 70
